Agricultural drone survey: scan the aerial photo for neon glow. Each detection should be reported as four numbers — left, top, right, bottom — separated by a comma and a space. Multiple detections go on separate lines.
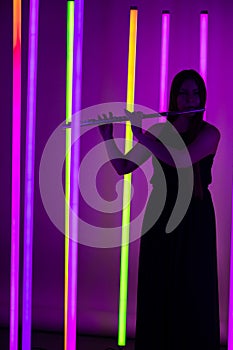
22, 0, 39, 349
10, 1, 21, 349
159, 11, 170, 111
64, 2, 74, 350
118, 7, 138, 347
66, 0, 84, 349
200, 11, 208, 120
228, 178, 233, 349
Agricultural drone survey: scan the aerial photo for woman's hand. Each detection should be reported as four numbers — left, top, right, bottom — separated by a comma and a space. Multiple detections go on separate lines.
124, 109, 144, 140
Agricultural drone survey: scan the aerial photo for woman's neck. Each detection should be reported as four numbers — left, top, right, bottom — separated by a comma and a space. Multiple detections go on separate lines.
173, 116, 191, 132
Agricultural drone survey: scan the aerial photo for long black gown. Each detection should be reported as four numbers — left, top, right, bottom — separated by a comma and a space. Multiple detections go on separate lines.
135, 153, 220, 350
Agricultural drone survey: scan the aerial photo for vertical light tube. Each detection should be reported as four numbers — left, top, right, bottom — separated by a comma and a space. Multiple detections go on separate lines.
66, 0, 84, 349
118, 7, 138, 347
10, 1, 21, 349
200, 11, 208, 120
22, 0, 39, 349
159, 10, 170, 112
228, 178, 233, 349
64, 2, 74, 350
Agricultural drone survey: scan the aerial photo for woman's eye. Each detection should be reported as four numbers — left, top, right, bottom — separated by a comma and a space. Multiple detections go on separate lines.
178, 91, 199, 97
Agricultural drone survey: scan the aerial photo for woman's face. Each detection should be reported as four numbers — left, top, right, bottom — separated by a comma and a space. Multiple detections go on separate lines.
176, 79, 201, 113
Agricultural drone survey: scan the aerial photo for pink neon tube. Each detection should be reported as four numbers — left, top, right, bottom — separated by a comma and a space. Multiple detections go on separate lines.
66, 0, 84, 349
228, 178, 233, 349
200, 11, 208, 84
22, 0, 39, 349
159, 11, 170, 111
10, 1, 21, 349
200, 11, 208, 120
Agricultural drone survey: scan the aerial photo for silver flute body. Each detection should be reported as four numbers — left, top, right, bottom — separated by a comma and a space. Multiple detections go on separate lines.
64, 108, 205, 127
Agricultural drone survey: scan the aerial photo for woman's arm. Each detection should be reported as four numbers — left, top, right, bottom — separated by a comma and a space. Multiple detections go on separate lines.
99, 123, 151, 175
136, 122, 221, 168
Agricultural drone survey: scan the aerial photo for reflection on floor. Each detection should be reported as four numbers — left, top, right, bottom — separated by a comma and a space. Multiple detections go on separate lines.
0, 329, 228, 350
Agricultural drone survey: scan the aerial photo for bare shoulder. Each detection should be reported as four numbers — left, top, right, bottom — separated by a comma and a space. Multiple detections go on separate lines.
202, 121, 221, 139
199, 121, 221, 155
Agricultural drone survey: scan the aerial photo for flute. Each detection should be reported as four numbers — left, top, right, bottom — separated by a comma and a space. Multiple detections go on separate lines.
64, 108, 205, 128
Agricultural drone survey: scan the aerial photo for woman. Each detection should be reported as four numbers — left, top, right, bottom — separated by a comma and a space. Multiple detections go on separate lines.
99, 69, 221, 350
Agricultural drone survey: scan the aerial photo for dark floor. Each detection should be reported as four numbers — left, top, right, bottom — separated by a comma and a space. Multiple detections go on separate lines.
0, 329, 134, 350
0, 329, 228, 350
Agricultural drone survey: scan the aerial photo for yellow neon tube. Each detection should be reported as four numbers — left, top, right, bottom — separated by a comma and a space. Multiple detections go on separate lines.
64, 2, 74, 350
118, 6, 138, 347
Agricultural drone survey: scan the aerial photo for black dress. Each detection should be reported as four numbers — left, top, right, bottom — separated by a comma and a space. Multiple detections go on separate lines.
135, 153, 220, 350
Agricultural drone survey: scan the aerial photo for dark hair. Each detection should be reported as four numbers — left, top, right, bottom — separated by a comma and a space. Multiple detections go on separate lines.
169, 69, 206, 112
165, 69, 207, 199
167, 69, 207, 144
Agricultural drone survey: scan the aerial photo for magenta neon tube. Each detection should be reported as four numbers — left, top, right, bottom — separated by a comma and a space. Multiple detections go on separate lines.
66, 0, 84, 349
200, 11, 208, 120
22, 0, 39, 349
10, 1, 21, 349
228, 178, 233, 349
159, 11, 170, 111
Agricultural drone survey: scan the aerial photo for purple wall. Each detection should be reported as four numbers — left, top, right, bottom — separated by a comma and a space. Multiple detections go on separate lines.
0, 0, 232, 345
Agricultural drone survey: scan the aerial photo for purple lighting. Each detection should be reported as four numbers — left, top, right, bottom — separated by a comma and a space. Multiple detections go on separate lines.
66, 0, 84, 349
22, 0, 39, 349
228, 178, 233, 349
200, 11, 208, 120
159, 11, 170, 111
10, 1, 21, 349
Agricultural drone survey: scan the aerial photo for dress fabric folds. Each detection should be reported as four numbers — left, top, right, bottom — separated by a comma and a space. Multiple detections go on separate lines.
135, 154, 220, 350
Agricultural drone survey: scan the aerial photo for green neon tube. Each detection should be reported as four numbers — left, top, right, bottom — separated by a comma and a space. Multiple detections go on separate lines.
64, 2, 74, 350
118, 7, 138, 347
